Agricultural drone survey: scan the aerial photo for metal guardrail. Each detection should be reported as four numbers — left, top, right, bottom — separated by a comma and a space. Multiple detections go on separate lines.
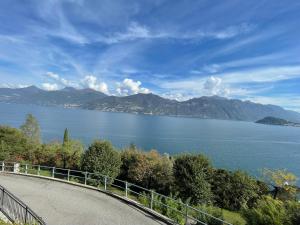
0, 183, 46, 225
0, 161, 232, 225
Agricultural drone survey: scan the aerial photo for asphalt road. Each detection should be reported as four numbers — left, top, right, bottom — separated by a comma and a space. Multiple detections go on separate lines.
0, 173, 168, 225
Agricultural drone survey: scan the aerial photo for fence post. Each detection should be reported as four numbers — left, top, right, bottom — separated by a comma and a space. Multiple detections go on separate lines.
84, 172, 87, 185
67, 169, 70, 181
185, 203, 188, 225
150, 190, 154, 210
25, 164, 28, 174
1, 189, 4, 209
52, 167, 55, 178
25, 206, 28, 223
37, 165, 40, 176
1, 162, 4, 172
104, 176, 107, 191
125, 182, 128, 198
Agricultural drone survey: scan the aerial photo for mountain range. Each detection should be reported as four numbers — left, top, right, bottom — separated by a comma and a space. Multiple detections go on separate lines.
1, 86, 300, 122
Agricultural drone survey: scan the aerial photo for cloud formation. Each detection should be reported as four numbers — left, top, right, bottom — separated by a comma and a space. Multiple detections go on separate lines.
41, 83, 59, 91
81, 75, 109, 94
117, 78, 150, 95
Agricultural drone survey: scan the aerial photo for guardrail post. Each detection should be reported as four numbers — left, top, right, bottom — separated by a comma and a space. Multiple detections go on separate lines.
150, 190, 154, 210
1, 162, 4, 172
25, 164, 28, 174
84, 172, 87, 185
185, 203, 188, 225
104, 176, 107, 191
125, 182, 128, 198
67, 169, 70, 181
25, 206, 28, 223
52, 167, 55, 178
38, 165, 40, 175
1, 189, 4, 209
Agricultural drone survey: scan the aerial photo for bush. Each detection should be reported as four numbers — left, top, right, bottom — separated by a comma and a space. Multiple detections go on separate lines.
196, 205, 224, 225
119, 148, 173, 194
242, 196, 286, 225
81, 140, 121, 180
211, 169, 262, 210
0, 126, 33, 161
162, 193, 185, 225
173, 154, 213, 205
285, 201, 300, 225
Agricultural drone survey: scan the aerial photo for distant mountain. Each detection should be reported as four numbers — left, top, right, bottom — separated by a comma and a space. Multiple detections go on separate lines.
256, 116, 300, 127
83, 93, 300, 122
0, 86, 107, 107
1, 86, 300, 122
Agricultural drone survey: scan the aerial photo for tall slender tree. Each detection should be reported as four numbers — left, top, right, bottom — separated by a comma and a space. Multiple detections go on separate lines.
63, 128, 69, 146
20, 114, 41, 144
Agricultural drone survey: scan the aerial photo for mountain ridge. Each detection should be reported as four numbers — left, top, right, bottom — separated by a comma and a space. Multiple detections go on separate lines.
0, 86, 299, 122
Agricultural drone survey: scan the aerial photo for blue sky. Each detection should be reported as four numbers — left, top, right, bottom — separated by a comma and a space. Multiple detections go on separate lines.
0, 0, 300, 111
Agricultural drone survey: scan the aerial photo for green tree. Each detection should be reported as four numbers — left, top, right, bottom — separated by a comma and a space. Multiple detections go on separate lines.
242, 196, 287, 225
20, 114, 41, 144
173, 154, 213, 204
285, 201, 300, 225
81, 140, 121, 179
0, 126, 31, 161
63, 128, 69, 146
57, 129, 83, 169
211, 169, 263, 210
119, 148, 173, 194
31, 142, 60, 165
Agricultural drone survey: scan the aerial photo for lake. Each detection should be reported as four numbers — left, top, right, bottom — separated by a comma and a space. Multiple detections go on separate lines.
0, 102, 300, 180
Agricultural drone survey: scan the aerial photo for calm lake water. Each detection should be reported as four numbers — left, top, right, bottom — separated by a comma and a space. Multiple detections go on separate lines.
0, 102, 300, 180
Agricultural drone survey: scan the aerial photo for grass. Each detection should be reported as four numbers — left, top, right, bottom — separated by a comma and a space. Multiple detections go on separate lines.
223, 209, 246, 225
0, 220, 10, 225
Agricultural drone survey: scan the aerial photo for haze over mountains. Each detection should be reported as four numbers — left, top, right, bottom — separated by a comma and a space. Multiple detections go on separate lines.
1, 86, 300, 122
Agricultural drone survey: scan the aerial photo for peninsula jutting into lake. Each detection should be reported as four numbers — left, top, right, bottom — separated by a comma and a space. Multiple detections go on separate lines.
256, 116, 300, 127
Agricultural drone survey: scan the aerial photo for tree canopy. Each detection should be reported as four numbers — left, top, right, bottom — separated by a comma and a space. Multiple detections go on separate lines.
20, 114, 41, 144
81, 140, 121, 179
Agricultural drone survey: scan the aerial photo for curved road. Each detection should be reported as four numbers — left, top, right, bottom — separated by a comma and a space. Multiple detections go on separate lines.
0, 173, 168, 225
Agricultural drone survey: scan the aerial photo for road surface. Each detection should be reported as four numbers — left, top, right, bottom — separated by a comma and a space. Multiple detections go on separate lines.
0, 173, 168, 225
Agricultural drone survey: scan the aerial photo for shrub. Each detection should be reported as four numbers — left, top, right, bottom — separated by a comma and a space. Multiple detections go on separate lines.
81, 140, 121, 180
0, 126, 33, 161
196, 205, 224, 225
162, 193, 185, 225
173, 154, 213, 205
285, 201, 300, 225
211, 169, 262, 210
242, 196, 286, 225
119, 148, 173, 194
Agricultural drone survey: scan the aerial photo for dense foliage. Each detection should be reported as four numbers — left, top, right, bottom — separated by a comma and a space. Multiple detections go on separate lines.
0, 126, 32, 161
81, 140, 121, 179
173, 154, 213, 205
243, 196, 300, 225
211, 169, 268, 210
119, 147, 173, 194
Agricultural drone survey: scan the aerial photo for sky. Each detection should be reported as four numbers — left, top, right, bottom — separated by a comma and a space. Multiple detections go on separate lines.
0, 0, 300, 111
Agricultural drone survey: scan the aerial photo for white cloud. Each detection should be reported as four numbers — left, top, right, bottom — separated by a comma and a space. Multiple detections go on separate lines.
203, 76, 230, 96
0, 83, 30, 88
41, 83, 59, 91
160, 66, 300, 91
46, 72, 72, 86
116, 78, 150, 95
96, 22, 254, 44
81, 75, 109, 94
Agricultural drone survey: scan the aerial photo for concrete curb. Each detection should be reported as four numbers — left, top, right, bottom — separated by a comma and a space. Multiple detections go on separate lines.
0, 172, 176, 225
